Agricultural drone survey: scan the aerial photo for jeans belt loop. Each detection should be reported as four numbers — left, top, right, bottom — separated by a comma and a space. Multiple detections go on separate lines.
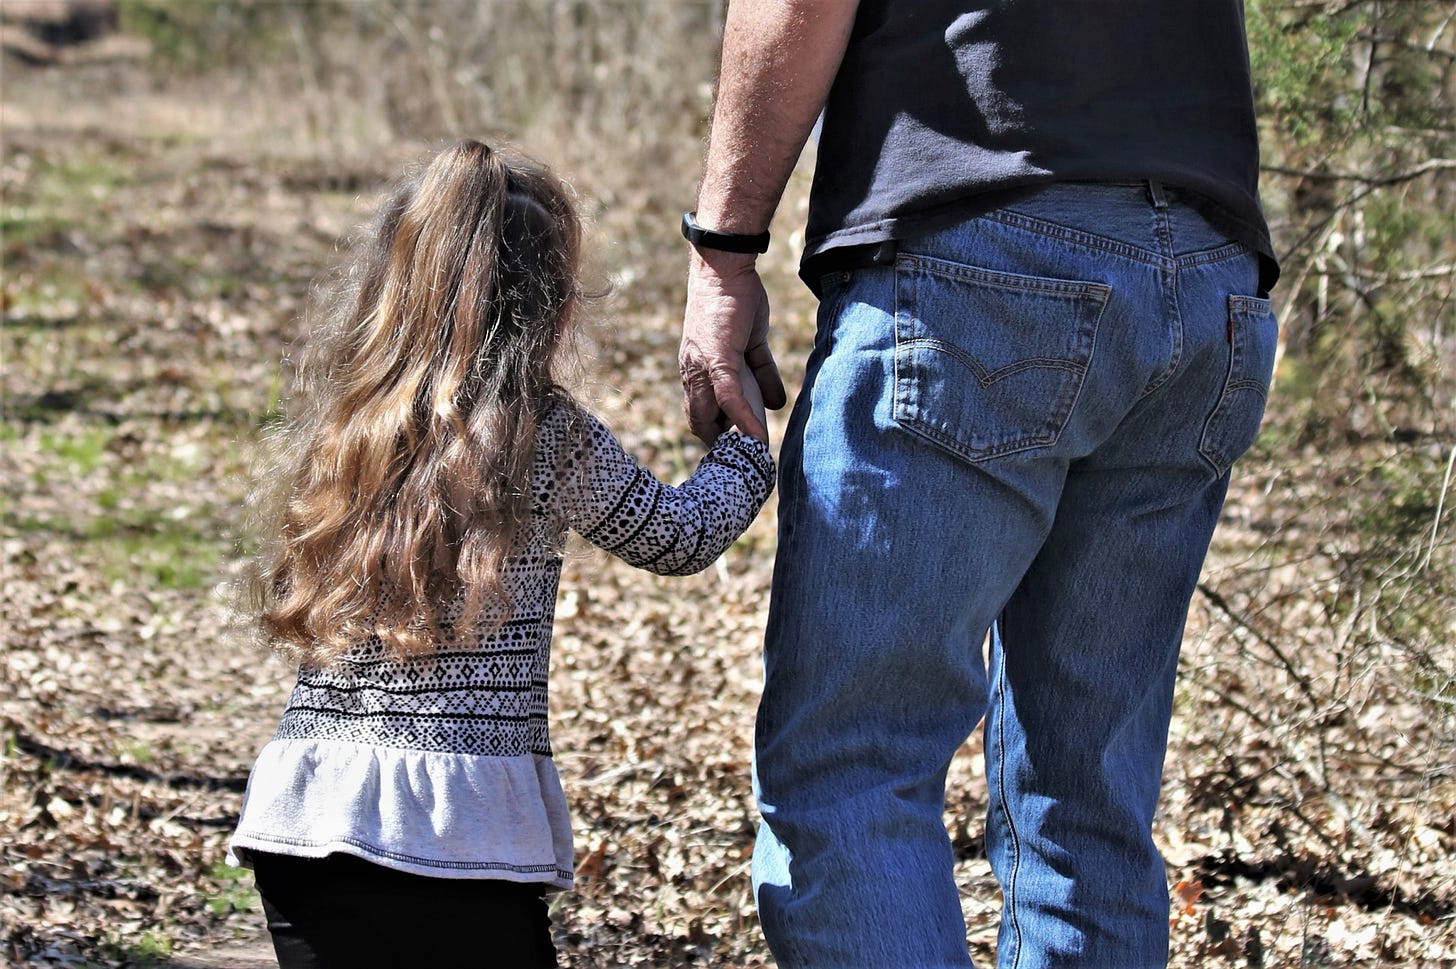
1147, 180, 1169, 209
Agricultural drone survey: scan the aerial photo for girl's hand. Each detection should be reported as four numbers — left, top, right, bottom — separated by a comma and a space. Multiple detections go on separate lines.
736, 355, 769, 443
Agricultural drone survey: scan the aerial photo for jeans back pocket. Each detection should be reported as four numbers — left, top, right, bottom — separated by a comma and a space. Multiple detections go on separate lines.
1199, 294, 1278, 475
893, 255, 1111, 463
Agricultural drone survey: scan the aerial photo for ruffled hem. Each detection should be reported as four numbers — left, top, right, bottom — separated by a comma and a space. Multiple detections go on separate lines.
227, 738, 574, 889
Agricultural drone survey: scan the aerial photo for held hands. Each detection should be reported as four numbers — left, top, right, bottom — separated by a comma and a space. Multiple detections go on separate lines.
737, 354, 768, 441
679, 248, 786, 445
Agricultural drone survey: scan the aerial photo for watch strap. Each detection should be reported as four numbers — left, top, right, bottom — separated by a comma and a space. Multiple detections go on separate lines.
681, 211, 770, 254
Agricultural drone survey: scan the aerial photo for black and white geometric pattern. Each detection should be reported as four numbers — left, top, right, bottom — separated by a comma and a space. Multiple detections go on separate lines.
272, 400, 776, 759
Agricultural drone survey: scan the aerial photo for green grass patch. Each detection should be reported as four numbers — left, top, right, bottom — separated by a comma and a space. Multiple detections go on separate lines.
1, 263, 93, 320
2, 152, 129, 266
36, 425, 114, 473
204, 861, 260, 917
257, 368, 286, 430
0, 207, 71, 254
36, 155, 129, 200
102, 927, 174, 966
119, 0, 314, 73
8, 153, 129, 217
113, 528, 227, 590
116, 739, 156, 765
10, 508, 228, 590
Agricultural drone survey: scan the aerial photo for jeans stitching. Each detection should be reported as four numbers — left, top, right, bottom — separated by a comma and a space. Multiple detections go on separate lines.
1198, 298, 1276, 474
1136, 202, 1185, 404
987, 197, 1252, 273
1177, 240, 1253, 269
991, 636, 1024, 968
1228, 292, 1272, 313
900, 252, 1117, 297
984, 209, 1162, 265
892, 258, 1110, 463
899, 337, 1090, 385
893, 264, 909, 429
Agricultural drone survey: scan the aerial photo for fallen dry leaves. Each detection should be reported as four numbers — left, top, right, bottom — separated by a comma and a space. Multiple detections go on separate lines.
2, 46, 1452, 969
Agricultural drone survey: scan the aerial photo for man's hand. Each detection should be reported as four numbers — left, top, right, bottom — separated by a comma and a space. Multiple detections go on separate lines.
677, 0, 859, 443
680, 247, 786, 444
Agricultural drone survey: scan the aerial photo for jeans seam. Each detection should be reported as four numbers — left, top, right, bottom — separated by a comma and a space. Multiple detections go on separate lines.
1141, 240, 1258, 409
893, 265, 908, 439
991, 640, 1024, 968
898, 252, 1117, 297
983, 209, 1162, 266
1137, 199, 1184, 403
1177, 240, 1251, 270
1198, 296, 1275, 475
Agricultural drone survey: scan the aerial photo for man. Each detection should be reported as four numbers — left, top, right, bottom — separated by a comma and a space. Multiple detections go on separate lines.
678, 2, 1279, 966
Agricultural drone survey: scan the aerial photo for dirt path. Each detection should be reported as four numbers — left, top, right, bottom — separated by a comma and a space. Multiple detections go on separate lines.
156, 937, 274, 969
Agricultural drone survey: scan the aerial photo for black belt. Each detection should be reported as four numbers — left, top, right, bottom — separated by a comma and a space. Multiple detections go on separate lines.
803, 239, 899, 296
813, 239, 900, 275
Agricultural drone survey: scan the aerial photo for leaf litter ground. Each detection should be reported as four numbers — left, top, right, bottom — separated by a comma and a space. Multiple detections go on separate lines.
2, 54, 1452, 969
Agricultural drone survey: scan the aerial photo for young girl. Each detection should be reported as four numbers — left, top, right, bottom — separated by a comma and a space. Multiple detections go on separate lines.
228, 140, 774, 968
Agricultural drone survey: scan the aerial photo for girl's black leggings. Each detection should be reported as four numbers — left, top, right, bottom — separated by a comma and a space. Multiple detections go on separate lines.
250, 851, 558, 968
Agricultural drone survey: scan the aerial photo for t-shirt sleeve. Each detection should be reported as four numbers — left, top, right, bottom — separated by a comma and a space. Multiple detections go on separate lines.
557, 410, 775, 575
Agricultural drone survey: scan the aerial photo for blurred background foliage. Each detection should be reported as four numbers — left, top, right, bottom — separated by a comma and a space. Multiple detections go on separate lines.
109, 0, 1452, 429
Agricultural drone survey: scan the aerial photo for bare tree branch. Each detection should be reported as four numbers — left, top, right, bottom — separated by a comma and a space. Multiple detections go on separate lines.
1262, 157, 1456, 185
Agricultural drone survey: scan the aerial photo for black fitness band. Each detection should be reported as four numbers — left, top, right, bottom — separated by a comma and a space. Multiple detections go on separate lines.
681, 212, 771, 254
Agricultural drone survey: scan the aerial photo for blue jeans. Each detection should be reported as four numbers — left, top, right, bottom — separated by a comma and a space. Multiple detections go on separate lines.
753, 183, 1277, 968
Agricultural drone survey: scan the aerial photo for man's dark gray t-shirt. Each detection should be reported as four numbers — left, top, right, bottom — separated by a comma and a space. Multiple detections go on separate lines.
805, 0, 1277, 290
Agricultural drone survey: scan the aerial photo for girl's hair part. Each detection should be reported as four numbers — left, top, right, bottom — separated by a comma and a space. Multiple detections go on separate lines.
247, 139, 583, 665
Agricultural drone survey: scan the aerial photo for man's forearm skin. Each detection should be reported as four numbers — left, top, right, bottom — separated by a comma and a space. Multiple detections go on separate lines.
696, 0, 860, 233
680, 0, 860, 443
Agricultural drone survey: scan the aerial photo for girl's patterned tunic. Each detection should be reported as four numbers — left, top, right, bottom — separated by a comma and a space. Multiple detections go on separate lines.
228, 401, 775, 888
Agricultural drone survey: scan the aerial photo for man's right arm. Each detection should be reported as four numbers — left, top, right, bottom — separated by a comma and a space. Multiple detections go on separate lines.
679, 0, 860, 443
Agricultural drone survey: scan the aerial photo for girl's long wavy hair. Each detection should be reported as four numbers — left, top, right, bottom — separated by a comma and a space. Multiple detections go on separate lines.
249, 140, 582, 666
